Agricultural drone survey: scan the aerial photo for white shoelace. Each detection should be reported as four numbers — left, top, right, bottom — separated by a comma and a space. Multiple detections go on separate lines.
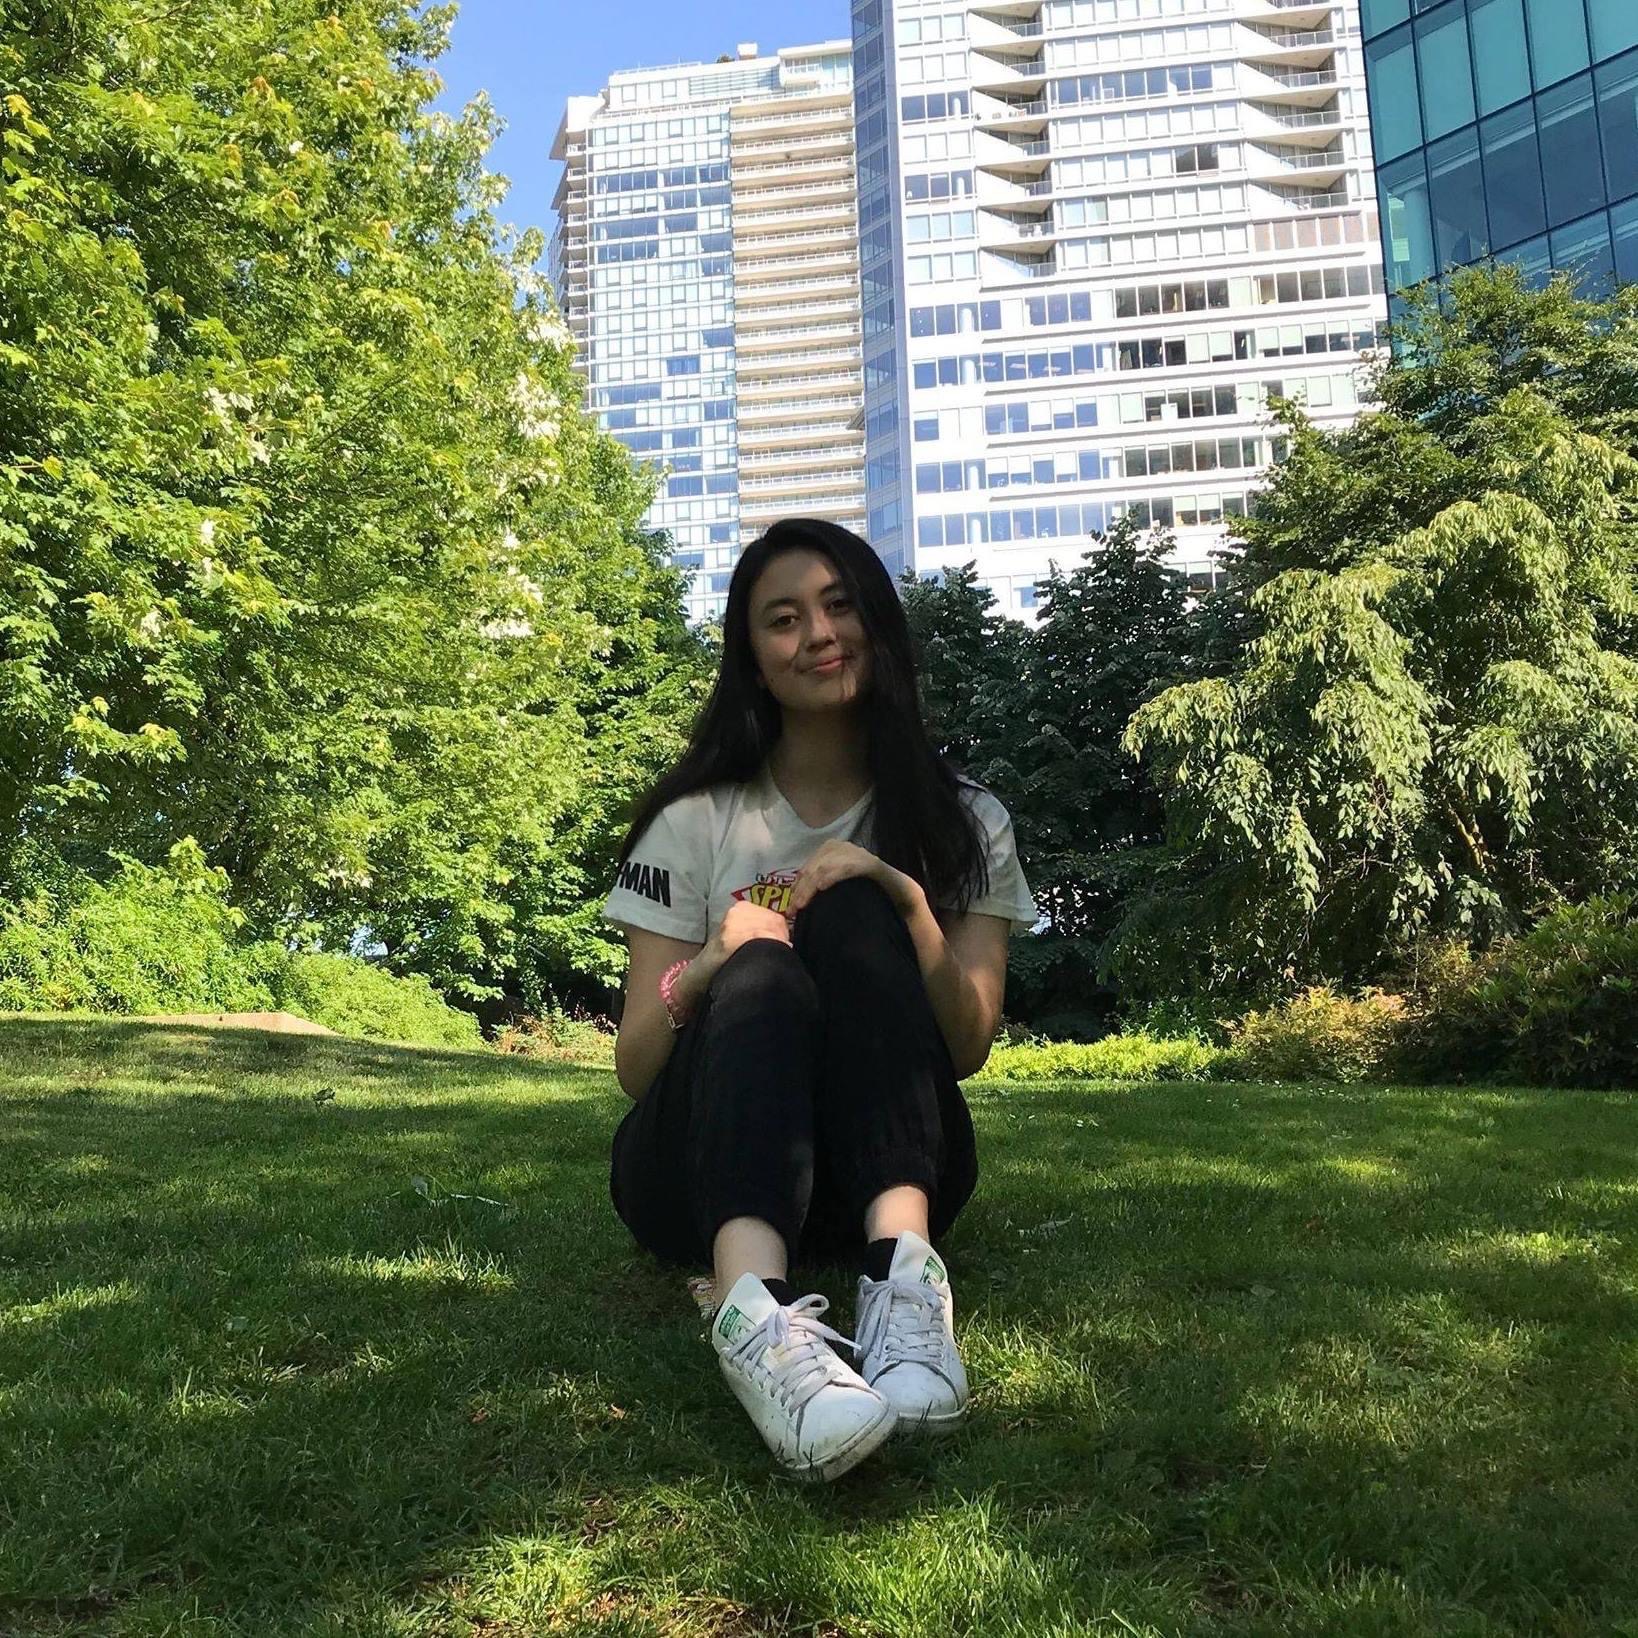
856, 1278, 946, 1369
726, 1294, 861, 1413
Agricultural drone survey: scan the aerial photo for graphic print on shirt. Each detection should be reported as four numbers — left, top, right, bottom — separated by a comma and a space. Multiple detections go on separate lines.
612, 855, 671, 909
733, 866, 800, 917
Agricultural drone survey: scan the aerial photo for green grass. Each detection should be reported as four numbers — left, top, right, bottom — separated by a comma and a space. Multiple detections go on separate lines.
2, 1019, 1636, 1637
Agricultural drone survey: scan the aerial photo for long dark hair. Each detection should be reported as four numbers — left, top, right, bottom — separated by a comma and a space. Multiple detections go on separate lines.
613, 517, 991, 915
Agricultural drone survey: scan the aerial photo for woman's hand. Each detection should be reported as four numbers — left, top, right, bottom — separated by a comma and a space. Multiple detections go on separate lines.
785, 839, 925, 920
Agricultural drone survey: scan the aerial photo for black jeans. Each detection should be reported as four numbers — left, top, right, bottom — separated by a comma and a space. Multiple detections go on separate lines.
610, 875, 978, 1268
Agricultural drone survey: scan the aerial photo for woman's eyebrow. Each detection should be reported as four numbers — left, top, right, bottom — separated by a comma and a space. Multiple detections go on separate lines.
758, 580, 846, 615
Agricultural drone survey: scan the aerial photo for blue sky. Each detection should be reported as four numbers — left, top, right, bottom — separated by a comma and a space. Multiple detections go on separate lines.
432, 0, 852, 251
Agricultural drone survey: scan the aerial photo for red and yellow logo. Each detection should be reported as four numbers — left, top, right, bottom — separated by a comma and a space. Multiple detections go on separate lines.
732, 867, 800, 916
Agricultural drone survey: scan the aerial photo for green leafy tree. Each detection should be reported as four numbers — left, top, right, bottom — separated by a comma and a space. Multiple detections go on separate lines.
0, 0, 695, 1000
1117, 266, 1638, 1002
901, 530, 1199, 1032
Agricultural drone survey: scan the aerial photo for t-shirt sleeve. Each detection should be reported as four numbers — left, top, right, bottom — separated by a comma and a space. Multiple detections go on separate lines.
600, 801, 711, 944
941, 790, 1040, 936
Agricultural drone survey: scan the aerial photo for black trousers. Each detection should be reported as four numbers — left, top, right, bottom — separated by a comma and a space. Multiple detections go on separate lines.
610, 875, 979, 1268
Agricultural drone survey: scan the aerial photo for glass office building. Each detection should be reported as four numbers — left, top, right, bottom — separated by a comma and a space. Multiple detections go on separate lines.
852, 0, 1389, 620
1362, 0, 1638, 304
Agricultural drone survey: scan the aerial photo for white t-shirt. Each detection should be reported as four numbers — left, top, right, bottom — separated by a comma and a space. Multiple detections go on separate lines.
600, 761, 1041, 944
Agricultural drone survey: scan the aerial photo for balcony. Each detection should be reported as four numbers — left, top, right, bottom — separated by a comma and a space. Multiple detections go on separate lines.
1241, 64, 1341, 107
1237, 24, 1337, 69
738, 395, 863, 426
972, 91, 1050, 134
975, 130, 1052, 180
969, 51, 1047, 94
735, 271, 860, 305
1234, 0, 1333, 19
968, 12, 1045, 54
735, 200, 857, 237
1257, 183, 1352, 211
980, 209, 1059, 252
737, 297, 859, 329
737, 319, 861, 353
1244, 144, 1347, 185
738, 346, 862, 378
738, 368, 863, 398
1246, 99, 1346, 143
740, 418, 864, 447
976, 168, 1053, 211
734, 225, 856, 260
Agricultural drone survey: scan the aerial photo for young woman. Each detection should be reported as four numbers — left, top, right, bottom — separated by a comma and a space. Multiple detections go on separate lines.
599, 517, 1039, 1482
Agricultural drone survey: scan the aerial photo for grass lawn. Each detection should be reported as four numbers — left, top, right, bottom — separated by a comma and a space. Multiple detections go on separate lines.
2, 1019, 1636, 1636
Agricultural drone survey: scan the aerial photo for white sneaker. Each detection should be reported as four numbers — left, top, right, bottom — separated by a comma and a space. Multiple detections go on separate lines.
854, 1230, 970, 1434
710, 1273, 897, 1482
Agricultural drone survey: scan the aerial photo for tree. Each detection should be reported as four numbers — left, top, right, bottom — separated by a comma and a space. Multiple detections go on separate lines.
1116, 266, 1638, 1003
0, 0, 696, 1000
901, 528, 1200, 1032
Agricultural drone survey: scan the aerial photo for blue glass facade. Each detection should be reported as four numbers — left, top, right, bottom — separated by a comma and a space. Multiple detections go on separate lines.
1361, 0, 1638, 304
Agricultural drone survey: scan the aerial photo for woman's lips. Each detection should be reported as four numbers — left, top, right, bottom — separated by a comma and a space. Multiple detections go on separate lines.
809, 655, 846, 676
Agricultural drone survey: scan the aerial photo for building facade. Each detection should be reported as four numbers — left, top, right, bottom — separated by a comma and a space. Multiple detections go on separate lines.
851, 0, 1389, 618
550, 44, 865, 623
1361, 0, 1638, 305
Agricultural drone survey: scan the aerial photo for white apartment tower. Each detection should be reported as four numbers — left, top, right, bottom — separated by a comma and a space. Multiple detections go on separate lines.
851, 0, 1386, 617
551, 44, 866, 624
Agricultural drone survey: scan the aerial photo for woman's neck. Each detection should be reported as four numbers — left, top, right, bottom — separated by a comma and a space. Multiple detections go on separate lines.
767, 717, 871, 802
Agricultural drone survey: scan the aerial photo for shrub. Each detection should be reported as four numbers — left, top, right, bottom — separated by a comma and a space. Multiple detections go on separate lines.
494, 1003, 617, 1066
271, 954, 482, 1050
1225, 986, 1407, 1084
0, 845, 483, 1050
0, 847, 279, 1015
980, 1030, 1226, 1083
1401, 897, 1638, 1089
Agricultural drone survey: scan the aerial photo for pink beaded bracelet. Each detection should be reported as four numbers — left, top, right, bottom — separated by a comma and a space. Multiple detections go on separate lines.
658, 957, 694, 1031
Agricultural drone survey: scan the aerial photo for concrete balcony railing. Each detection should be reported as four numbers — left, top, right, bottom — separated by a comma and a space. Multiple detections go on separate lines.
740, 348, 862, 376
737, 321, 861, 351
735, 272, 860, 304
740, 418, 865, 444
738, 396, 863, 424
734, 226, 855, 257
969, 52, 1047, 92
737, 298, 860, 328
1242, 65, 1341, 106
737, 372, 862, 399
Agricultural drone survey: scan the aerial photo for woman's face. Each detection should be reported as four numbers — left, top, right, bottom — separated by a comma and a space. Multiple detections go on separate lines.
746, 548, 873, 713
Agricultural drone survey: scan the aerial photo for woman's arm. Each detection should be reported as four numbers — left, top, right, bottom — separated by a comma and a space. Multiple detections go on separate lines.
898, 889, 1010, 1080
613, 926, 712, 1102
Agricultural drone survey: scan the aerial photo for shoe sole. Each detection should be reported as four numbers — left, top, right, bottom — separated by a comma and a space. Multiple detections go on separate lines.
893, 1403, 968, 1436
786, 1399, 898, 1483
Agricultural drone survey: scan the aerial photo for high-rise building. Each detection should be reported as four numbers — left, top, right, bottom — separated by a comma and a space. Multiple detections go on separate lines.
1361, 0, 1638, 306
551, 43, 865, 624
852, 0, 1388, 619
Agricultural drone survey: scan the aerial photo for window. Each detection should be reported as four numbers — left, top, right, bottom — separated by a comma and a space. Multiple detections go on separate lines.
1481, 102, 1547, 249
1526, 0, 1589, 88
1589, 0, 1638, 60
1380, 151, 1436, 289
1415, 7, 1475, 141
1428, 128, 1488, 268
1612, 195, 1638, 284
1468, 0, 1530, 116
1549, 212, 1615, 297
1538, 76, 1606, 228
1360, 0, 1409, 38
1366, 27, 1422, 162
1595, 50, 1638, 206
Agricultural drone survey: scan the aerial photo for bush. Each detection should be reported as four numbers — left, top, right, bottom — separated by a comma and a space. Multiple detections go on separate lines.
0, 846, 482, 1050
271, 954, 482, 1050
0, 847, 280, 1015
1225, 986, 1408, 1084
494, 1003, 617, 1066
981, 1030, 1226, 1083
1401, 897, 1638, 1089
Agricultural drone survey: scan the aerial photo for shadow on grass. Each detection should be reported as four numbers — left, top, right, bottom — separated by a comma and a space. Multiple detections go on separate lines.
3, 1020, 1637, 1634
